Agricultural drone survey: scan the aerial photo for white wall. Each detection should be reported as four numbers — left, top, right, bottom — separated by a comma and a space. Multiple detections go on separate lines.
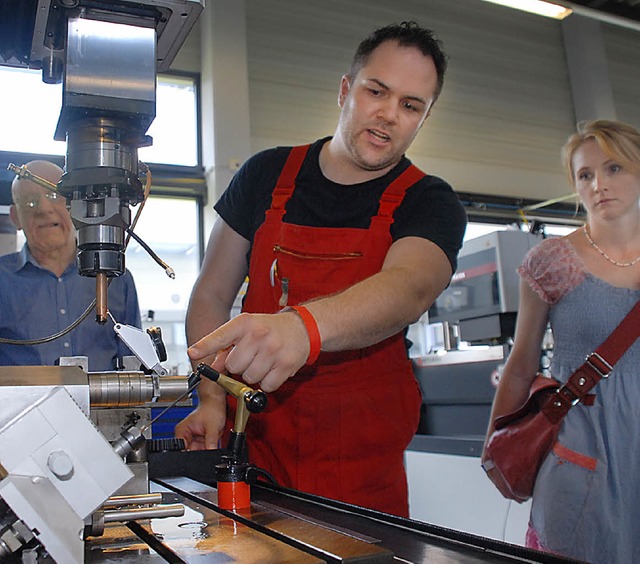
170, 0, 640, 204
406, 450, 532, 545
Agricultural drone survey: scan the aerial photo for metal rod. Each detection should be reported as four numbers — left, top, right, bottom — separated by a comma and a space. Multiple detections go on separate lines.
96, 273, 108, 324
7, 163, 59, 192
102, 493, 163, 508
103, 504, 185, 523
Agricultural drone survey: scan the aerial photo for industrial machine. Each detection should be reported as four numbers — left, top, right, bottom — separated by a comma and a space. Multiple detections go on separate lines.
0, 4, 206, 554
0, 329, 271, 563
429, 229, 542, 346
0, 253, 573, 564
0, 319, 192, 563
414, 230, 543, 438
0, 344, 580, 563
0, 0, 204, 323
0, 4, 577, 562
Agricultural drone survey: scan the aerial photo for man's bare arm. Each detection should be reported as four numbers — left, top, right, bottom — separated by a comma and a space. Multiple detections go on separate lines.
189, 236, 453, 392
186, 218, 250, 357
175, 219, 249, 449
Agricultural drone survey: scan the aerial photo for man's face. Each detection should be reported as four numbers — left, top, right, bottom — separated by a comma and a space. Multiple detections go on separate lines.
10, 182, 75, 257
336, 40, 439, 173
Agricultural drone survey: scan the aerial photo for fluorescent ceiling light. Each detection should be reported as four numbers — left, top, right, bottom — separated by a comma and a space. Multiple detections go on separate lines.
480, 0, 573, 19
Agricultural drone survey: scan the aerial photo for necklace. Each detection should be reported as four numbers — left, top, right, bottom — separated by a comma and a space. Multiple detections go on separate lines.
583, 225, 640, 268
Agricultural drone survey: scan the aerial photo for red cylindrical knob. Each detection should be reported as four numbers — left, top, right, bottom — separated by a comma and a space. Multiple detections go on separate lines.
217, 480, 250, 510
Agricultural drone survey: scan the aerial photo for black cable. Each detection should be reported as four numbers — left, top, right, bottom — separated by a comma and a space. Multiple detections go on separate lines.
246, 465, 279, 485
2, 162, 174, 348
125, 228, 175, 279
0, 298, 96, 345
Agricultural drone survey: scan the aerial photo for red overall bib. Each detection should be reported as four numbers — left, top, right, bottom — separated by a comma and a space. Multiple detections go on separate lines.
230, 145, 423, 517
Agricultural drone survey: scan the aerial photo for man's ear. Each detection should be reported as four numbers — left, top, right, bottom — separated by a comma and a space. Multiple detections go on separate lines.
418, 106, 433, 130
338, 75, 351, 107
9, 205, 22, 230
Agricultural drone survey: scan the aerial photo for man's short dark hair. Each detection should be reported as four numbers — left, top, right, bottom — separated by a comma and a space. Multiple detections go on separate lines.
349, 21, 448, 102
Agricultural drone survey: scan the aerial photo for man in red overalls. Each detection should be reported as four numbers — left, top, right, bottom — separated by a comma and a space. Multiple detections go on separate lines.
176, 21, 466, 517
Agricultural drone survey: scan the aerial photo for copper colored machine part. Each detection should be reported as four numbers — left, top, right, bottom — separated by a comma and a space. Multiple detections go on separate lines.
96, 273, 108, 324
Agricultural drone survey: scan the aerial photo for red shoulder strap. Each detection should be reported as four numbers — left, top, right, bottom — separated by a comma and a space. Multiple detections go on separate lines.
374, 164, 426, 223
269, 145, 311, 214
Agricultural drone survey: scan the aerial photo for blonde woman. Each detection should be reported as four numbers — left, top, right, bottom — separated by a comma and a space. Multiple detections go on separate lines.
483, 120, 640, 563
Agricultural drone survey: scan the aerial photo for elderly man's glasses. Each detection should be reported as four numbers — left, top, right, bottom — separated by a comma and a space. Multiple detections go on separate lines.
16, 191, 63, 210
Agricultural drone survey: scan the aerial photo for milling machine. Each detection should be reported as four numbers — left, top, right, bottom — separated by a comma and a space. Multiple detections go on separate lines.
0, 4, 579, 562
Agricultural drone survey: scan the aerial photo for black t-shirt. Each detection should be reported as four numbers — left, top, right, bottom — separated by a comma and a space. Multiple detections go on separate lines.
215, 137, 467, 272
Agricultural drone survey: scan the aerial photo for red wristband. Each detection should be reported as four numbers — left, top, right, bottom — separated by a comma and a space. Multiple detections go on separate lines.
291, 305, 321, 365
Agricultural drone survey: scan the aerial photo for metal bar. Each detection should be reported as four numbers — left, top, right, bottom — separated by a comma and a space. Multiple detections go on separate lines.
102, 493, 163, 508
103, 504, 185, 523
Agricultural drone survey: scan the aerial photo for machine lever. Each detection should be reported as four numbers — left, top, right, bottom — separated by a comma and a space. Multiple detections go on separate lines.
192, 363, 270, 511
195, 363, 268, 417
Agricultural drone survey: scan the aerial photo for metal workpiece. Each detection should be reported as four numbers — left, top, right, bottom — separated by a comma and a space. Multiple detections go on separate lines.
89, 372, 154, 407
88, 372, 188, 407
86, 502, 185, 538
152, 375, 191, 402
101, 493, 163, 508
104, 503, 185, 525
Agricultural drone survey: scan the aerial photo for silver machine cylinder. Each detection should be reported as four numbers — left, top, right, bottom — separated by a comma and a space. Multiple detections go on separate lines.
89, 373, 189, 407
55, 15, 156, 323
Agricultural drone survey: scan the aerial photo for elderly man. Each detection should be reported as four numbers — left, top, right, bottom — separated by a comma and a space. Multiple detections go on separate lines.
0, 160, 141, 371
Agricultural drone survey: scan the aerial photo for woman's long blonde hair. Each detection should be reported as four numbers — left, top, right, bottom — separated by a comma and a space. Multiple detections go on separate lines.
562, 120, 640, 185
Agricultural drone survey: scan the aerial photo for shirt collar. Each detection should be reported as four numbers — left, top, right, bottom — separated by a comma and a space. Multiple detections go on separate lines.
16, 244, 32, 270
17, 244, 76, 276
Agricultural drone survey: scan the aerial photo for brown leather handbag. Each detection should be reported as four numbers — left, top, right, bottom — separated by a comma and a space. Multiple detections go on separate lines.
483, 300, 640, 503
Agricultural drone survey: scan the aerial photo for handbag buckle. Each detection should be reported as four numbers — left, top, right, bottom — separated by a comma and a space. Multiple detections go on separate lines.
585, 352, 613, 379
557, 387, 581, 407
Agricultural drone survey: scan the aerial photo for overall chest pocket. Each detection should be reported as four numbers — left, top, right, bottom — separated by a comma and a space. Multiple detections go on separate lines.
271, 244, 364, 307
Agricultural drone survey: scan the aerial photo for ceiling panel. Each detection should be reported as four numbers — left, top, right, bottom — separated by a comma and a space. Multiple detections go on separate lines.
570, 0, 640, 23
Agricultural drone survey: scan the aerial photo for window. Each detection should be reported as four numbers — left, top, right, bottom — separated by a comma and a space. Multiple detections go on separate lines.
140, 74, 199, 167
125, 196, 200, 375
0, 67, 199, 167
0, 67, 65, 156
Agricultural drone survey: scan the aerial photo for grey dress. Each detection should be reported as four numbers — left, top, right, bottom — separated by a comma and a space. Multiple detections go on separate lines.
520, 236, 640, 563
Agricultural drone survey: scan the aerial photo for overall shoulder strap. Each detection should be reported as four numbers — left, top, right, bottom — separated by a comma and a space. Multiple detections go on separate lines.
374, 164, 426, 223
268, 145, 311, 216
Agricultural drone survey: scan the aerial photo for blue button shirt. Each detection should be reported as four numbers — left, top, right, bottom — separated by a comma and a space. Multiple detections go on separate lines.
0, 245, 142, 371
